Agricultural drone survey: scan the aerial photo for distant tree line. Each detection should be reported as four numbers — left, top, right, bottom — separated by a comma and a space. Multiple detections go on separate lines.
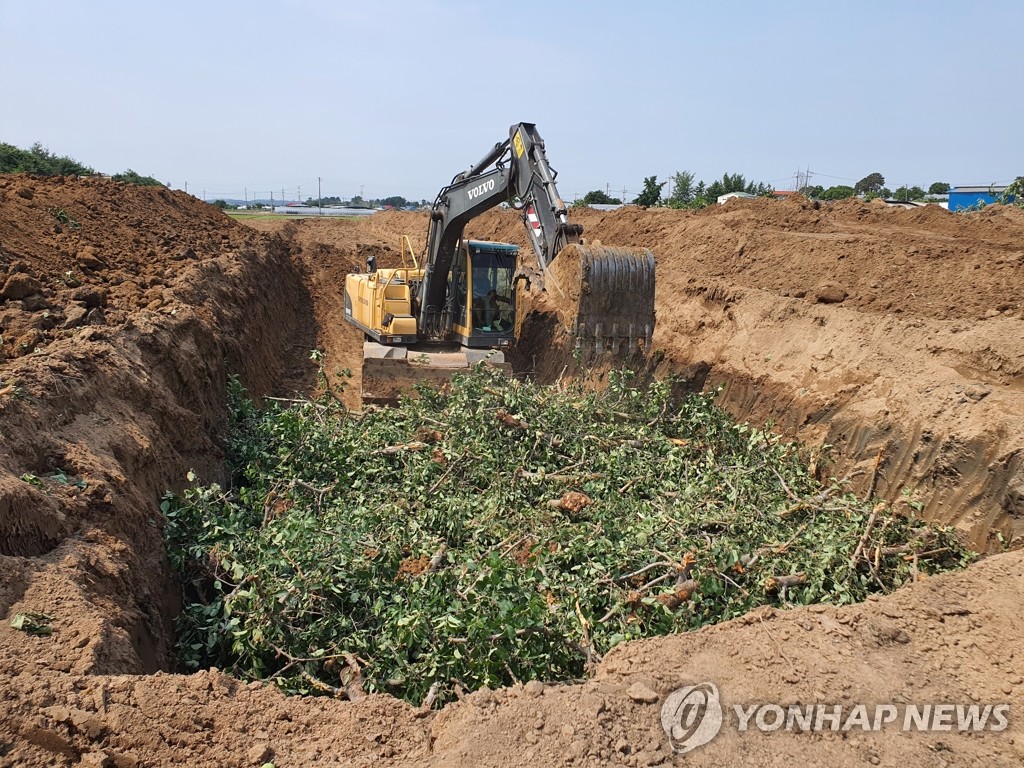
799, 174, 951, 203
664, 171, 774, 208
575, 171, 775, 210
577, 190, 623, 206
0, 141, 164, 186
303, 194, 429, 209
1, 141, 94, 176
576, 170, 960, 210
4, 139, 994, 211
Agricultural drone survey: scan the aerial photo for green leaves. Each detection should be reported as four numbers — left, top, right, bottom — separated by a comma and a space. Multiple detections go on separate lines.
11, 612, 53, 636
163, 368, 971, 707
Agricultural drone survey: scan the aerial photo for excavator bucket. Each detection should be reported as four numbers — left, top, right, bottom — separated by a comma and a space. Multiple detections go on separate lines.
546, 244, 656, 356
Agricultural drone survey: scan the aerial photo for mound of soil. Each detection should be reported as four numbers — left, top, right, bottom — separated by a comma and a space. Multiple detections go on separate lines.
0, 175, 315, 680
2, 181, 1023, 766
256, 201, 1024, 550
3, 551, 1021, 766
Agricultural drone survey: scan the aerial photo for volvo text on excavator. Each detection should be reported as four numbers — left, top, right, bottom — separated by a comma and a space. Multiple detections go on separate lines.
343, 122, 656, 402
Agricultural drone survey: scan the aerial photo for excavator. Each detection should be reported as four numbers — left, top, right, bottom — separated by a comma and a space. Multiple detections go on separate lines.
343, 122, 656, 402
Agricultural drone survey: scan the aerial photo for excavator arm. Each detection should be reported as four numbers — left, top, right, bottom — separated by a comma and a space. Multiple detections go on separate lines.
418, 164, 512, 337
417, 123, 654, 351
419, 123, 580, 336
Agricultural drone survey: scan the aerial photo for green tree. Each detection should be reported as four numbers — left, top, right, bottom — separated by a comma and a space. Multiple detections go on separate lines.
113, 169, 164, 186
692, 181, 709, 207
577, 190, 622, 206
0, 143, 21, 173
706, 172, 745, 201
892, 185, 926, 201
997, 177, 1023, 206
0, 141, 94, 176
704, 173, 774, 203
668, 171, 695, 207
854, 172, 885, 196
632, 176, 666, 207
800, 184, 824, 198
928, 182, 950, 195
819, 185, 856, 200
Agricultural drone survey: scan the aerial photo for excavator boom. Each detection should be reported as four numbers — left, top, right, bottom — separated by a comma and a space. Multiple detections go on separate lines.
419, 122, 654, 349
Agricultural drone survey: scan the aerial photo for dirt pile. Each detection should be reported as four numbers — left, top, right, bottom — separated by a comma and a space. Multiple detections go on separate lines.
0, 176, 314, 678
467, 198, 1024, 323
2, 183, 1023, 766
3, 550, 1021, 766
256, 201, 1024, 549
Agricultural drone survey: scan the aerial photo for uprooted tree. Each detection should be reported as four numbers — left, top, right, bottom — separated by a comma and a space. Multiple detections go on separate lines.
164, 367, 972, 707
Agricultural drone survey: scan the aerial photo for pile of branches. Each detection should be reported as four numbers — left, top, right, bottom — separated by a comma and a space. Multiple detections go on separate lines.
164, 368, 971, 707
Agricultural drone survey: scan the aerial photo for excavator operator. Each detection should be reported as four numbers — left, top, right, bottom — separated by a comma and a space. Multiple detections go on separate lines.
472, 268, 512, 332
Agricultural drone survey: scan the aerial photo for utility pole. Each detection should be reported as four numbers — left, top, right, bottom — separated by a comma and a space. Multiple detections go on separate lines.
202, 188, 206, 201
622, 187, 627, 203
184, 181, 188, 194
318, 177, 322, 215
244, 187, 247, 205
271, 191, 274, 210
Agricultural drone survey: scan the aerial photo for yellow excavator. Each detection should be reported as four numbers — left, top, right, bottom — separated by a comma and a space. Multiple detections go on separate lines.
344, 122, 655, 402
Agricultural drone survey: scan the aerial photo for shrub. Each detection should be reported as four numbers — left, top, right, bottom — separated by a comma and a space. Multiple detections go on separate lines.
164, 368, 971, 706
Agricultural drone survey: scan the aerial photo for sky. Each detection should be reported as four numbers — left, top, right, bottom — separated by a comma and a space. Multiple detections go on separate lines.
2, 1, 1021, 203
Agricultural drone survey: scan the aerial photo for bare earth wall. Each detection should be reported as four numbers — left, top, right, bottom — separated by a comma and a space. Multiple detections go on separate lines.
1, 178, 1022, 766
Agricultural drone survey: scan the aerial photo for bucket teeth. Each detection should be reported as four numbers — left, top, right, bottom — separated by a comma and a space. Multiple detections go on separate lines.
563, 245, 655, 359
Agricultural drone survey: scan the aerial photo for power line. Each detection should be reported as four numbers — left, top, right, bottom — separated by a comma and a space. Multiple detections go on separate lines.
809, 171, 858, 182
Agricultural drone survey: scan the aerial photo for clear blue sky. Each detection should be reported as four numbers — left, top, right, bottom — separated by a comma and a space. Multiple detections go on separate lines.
3, 1, 1021, 202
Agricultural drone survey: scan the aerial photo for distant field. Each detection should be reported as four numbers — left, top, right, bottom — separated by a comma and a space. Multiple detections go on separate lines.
225, 211, 292, 220
226, 211, 364, 221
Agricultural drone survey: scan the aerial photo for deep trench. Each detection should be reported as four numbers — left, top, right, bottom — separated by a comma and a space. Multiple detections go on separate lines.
20, 233, 1009, 681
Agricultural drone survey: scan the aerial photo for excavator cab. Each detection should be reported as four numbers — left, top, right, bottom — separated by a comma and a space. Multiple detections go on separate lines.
449, 240, 517, 348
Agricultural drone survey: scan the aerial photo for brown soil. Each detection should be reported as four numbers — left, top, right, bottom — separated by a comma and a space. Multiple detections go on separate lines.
469, 200, 1024, 551
2, 179, 1023, 766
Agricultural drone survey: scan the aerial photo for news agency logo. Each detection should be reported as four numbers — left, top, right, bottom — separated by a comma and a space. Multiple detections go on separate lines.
661, 682, 1010, 754
660, 683, 724, 753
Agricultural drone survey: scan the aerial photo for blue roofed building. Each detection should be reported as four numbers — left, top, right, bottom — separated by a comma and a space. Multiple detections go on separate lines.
948, 184, 1014, 211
